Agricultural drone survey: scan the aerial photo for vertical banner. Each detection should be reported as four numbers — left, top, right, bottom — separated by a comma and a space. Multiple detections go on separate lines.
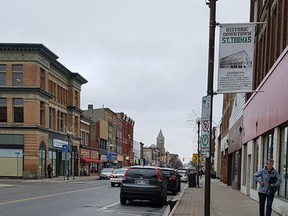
217, 23, 256, 93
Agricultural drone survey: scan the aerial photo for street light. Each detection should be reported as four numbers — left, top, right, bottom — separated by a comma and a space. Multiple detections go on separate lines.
196, 117, 201, 188
66, 131, 75, 180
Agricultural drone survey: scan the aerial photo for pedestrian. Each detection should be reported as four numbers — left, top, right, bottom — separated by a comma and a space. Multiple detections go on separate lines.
199, 169, 203, 179
47, 163, 52, 178
253, 159, 282, 216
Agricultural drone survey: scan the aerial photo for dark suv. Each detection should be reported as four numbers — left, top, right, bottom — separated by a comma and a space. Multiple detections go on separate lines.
120, 166, 167, 207
160, 167, 181, 195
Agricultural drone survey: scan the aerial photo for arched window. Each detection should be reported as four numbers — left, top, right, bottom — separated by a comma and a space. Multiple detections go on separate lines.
38, 141, 46, 178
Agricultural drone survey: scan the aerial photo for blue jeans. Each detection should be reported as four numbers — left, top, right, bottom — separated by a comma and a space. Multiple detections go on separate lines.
258, 192, 274, 216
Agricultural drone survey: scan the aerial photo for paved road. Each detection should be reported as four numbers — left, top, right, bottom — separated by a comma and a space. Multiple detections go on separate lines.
0, 178, 183, 216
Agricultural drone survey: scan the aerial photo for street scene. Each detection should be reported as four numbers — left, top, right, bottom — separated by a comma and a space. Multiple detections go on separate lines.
1, 0, 288, 216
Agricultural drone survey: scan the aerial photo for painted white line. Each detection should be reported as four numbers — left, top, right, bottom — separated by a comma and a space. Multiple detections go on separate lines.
0, 186, 106, 206
98, 201, 120, 211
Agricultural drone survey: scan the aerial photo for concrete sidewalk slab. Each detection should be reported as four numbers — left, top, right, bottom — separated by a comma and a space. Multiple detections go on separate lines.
170, 178, 280, 216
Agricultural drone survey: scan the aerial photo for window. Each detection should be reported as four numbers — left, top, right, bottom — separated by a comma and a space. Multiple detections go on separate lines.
75, 90, 79, 107
13, 98, 23, 123
40, 102, 45, 126
40, 68, 45, 89
252, 138, 259, 188
49, 107, 54, 129
262, 133, 273, 167
0, 98, 7, 122
0, 65, 6, 86
81, 131, 85, 145
57, 111, 65, 132
85, 133, 89, 145
279, 126, 288, 198
12, 65, 23, 86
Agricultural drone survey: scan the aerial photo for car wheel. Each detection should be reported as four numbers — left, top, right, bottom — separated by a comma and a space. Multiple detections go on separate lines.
120, 197, 127, 205
111, 182, 114, 187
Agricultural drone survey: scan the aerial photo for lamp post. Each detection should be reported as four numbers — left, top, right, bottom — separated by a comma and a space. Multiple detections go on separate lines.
196, 117, 201, 188
205, 0, 216, 215
66, 131, 75, 180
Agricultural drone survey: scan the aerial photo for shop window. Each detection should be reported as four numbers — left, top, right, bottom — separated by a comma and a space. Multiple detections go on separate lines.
262, 133, 273, 167
12, 64, 23, 86
252, 138, 259, 188
0, 65, 6, 86
38, 141, 46, 178
13, 98, 23, 123
279, 126, 288, 198
0, 98, 7, 122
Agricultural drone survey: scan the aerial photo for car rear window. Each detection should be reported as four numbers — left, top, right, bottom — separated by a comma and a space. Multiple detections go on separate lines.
127, 168, 157, 179
161, 170, 174, 176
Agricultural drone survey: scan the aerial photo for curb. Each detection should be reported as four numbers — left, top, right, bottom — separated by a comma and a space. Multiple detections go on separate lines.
166, 183, 188, 216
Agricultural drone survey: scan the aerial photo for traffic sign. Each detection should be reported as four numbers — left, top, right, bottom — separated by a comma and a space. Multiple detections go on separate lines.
62, 145, 68, 153
201, 95, 211, 119
192, 154, 202, 164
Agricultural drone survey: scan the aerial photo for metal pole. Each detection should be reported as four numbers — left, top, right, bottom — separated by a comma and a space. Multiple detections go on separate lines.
16, 152, 19, 180
64, 152, 66, 181
205, 0, 216, 216
197, 122, 200, 188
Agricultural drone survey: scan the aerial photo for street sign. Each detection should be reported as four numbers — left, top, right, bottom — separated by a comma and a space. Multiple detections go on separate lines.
192, 154, 202, 164
201, 95, 211, 119
201, 95, 211, 158
62, 145, 68, 153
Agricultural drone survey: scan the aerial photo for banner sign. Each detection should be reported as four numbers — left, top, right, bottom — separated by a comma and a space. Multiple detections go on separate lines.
218, 23, 256, 93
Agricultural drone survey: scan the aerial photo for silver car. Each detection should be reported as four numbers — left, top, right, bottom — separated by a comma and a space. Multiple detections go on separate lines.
100, 168, 115, 180
110, 168, 128, 187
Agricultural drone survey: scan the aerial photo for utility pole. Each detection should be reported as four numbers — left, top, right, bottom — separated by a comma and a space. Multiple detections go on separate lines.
205, 0, 216, 216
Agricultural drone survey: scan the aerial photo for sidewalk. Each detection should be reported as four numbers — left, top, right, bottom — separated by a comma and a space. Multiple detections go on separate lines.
170, 178, 280, 216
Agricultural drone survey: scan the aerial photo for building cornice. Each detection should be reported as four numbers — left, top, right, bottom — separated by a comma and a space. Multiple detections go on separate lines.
0, 87, 54, 99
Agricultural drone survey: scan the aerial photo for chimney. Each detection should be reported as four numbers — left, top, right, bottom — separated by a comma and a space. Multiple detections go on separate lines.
88, 104, 93, 110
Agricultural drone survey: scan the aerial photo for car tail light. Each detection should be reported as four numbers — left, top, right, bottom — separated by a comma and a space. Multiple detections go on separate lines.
169, 176, 177, 181
110, 174, 114, 178
123, 168, 130, 181
155, 169, 162, 182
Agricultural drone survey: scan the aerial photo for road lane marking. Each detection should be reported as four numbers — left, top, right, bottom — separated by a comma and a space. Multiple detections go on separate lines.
98, 201, 120, 211
0, 186, 106, 206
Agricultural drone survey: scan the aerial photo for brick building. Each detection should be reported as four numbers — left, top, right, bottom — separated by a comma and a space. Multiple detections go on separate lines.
217, 1, 288, 214
83, 105, 134, 169
0, 43, 87, 179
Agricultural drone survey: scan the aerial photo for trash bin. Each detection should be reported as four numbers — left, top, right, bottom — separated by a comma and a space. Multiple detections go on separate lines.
188, 173, 196, 187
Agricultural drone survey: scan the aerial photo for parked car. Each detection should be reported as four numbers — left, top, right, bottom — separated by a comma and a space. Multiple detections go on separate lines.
177, 169, 189, 183
120, 166, 167, 207
160, 167, 181, 195
99, 168, 115, 180
110, 168, 128, 187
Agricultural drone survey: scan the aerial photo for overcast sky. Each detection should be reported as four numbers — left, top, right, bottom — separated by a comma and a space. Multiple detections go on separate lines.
2, 0, 250, 163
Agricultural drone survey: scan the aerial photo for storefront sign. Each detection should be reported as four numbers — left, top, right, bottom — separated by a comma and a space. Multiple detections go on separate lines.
53, 139, 68, 148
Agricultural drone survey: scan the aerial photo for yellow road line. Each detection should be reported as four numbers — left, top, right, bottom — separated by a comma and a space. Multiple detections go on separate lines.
0, 186, 105, 206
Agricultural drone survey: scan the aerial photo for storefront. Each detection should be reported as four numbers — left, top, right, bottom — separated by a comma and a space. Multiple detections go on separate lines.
0, 134, 24, 177
80, 148, 100, 176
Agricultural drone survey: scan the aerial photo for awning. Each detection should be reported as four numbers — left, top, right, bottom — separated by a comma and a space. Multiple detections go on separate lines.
80, 158, 101, 163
